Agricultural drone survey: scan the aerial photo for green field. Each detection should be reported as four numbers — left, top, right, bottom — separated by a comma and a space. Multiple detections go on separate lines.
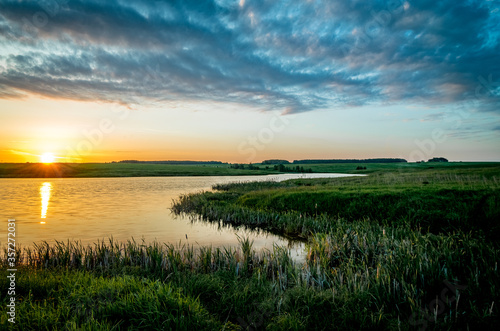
0, 162, 277, 178
1, 163, 499, 329
304, 161, 500, 175
1, 161, 499, 178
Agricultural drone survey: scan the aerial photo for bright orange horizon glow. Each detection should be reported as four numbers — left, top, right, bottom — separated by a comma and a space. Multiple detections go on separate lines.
40, 153, 56, 164
1, 96, 499, 163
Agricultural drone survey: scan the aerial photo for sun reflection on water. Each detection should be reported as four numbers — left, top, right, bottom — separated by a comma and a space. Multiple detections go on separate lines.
40, 182, 52, 220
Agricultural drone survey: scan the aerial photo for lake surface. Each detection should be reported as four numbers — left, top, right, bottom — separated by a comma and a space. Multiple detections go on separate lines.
0, 173, 357, 260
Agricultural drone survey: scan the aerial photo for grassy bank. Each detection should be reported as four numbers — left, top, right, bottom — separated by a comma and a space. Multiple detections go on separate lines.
1, 232, 498, 330
2, 164, 499, 329
173, 165, 500, 241
169, 164, 500, 328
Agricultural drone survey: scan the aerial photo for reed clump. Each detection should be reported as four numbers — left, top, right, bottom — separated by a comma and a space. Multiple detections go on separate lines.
2, 226, 498, 329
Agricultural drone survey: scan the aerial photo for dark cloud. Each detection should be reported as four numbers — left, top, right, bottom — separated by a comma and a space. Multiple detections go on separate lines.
0, 0, 499, 113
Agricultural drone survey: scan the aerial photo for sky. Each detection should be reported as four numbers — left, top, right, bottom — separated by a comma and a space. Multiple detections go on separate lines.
0, 0, 499, 163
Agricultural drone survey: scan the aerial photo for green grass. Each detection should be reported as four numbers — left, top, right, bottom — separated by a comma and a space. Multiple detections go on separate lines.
2, 163, 499, 329
0, 162, 278, 178
1, 230, 498, 330
296, 161, 500, 175
2, 160, 498, 178
0, 268, 226, 330
173, 165, 500, 241
169, 163, 500, 328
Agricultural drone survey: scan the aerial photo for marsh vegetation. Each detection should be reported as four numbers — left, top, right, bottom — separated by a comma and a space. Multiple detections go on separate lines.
1, 163, 499, 329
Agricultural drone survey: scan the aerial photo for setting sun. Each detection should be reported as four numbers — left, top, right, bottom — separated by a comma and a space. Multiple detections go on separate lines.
40, 153, 56, 163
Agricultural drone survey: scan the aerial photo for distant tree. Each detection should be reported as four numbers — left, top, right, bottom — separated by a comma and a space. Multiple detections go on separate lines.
428, 157, 448, 162
262, 159, 290, 165
248, 164, 260, 170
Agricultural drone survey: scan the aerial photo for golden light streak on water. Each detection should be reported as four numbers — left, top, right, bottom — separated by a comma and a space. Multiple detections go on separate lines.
40, 182, 52, 220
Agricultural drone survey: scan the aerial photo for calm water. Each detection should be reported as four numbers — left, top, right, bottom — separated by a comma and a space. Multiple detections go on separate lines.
0, 174, 356, 260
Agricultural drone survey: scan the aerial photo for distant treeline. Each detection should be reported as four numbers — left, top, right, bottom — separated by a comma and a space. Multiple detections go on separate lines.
292, 158, 407, 164
115, 160, 226, 165
261, 159, 291, 165
230, 163, 313, 173
261, 158, 408, 164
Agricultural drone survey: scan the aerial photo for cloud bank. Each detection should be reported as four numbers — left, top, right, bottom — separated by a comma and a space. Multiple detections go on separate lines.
0, 0, 499, 113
